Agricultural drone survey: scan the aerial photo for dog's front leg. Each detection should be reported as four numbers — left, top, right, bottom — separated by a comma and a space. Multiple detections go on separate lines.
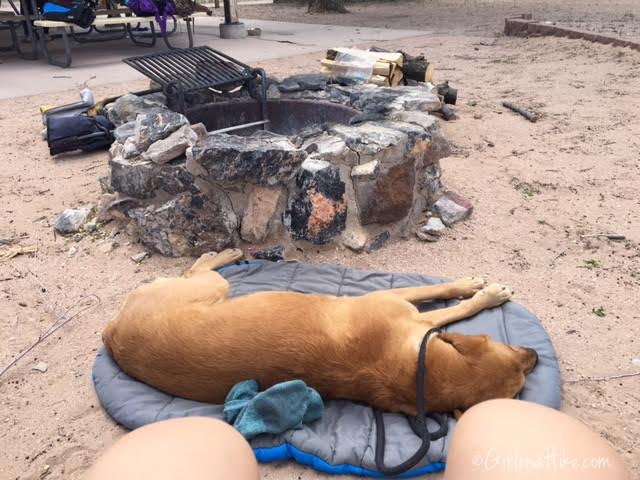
184, 249, 244, 278
389, 277, 485, 304
417, 284, 513, 328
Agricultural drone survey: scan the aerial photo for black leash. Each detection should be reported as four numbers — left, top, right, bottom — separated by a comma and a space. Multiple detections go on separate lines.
374, 327, 449, 476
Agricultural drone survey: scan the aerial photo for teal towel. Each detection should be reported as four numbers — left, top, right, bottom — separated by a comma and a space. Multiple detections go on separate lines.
224, 379, 324, 439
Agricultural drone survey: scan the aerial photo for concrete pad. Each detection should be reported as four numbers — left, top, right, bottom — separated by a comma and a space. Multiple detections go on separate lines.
0, 18, 425, 99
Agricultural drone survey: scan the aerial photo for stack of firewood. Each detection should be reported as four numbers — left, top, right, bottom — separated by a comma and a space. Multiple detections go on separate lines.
321, 47, 434, 87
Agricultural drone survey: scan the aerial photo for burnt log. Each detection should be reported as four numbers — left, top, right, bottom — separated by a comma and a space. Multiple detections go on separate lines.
402, 54, 434, 83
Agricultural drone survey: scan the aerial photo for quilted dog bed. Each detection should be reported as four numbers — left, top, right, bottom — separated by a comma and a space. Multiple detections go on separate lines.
93, 261, 561, 477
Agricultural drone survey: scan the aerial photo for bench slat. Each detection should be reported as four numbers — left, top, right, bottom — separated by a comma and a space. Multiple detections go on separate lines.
0, 13, 26, 22
34, 15, 159, 28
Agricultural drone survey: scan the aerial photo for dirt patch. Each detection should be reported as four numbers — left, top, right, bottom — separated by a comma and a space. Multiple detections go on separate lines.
1, 10, 640, 480
239, 0, 640, 38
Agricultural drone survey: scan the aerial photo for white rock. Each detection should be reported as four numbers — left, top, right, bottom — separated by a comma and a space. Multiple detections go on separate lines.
421, 217, 446, 236
434, 191, 474, 226
303, 134, 357, 165
342, 229, 368, 252
301, 157, 331, 173
131, 252, 149, 263
145, 125, 198, 165
32, 361, 48, 373
53, 207, 93, 235
351, 160, 379, 179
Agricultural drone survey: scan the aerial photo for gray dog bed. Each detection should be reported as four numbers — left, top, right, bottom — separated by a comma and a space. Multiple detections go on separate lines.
93, 261, 560, 477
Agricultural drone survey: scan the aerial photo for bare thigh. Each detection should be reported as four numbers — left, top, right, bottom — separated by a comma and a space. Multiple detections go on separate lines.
86, 418, 259, 480
444, 399, 631, 480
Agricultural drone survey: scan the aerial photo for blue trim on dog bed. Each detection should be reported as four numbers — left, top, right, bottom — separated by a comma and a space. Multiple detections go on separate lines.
254, 444, 446, 477
216, 261, 264, 273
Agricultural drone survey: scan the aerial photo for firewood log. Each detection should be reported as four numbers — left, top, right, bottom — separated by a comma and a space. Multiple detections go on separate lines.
321, 59, 394, 77
369, 75, 391, 87
403, 55, 434, 83
326, 48, 403, 66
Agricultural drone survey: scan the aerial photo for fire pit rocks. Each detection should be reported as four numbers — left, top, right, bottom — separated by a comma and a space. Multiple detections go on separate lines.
100, 75, 471, 256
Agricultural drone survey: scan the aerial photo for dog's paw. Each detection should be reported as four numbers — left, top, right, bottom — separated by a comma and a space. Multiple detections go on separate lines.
453, 277, 486, 298
215, 248, 244, 266
188, 251, 220, 272
187, 249, 244, 276
473, 283, 513, 308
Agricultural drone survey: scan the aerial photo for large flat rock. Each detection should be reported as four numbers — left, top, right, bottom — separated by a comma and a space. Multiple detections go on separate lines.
189, 132, 308, 186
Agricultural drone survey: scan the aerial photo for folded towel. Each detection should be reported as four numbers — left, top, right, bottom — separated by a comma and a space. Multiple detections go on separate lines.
224, 379, 324, 439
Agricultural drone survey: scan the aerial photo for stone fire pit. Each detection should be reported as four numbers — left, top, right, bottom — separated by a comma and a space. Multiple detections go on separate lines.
100, 75, 470, 256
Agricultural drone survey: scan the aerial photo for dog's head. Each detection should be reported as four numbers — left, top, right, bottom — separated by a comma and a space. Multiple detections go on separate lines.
425, 332, 538, 413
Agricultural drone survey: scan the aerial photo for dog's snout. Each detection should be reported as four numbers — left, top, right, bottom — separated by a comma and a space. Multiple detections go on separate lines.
521, 347, 538, 373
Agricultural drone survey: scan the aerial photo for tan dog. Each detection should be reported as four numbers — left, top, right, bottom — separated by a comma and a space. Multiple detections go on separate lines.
103, 250, 538, 415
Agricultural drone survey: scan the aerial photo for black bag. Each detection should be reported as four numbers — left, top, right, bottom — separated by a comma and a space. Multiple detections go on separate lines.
41, 0, 96, 28
47, 113, 114, 156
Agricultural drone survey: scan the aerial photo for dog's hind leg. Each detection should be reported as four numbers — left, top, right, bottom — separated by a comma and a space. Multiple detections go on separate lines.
388, 277, 485, 304
128, 249, 242, 308
417, 284, 513, 328
185, 249, 244, 278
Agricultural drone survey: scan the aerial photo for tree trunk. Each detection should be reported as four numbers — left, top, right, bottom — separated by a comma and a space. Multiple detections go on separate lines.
307, 0, 348, 14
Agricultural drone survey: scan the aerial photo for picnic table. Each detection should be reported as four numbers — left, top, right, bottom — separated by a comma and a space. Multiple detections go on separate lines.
2, 0, 207, 67
33, 3, 208, 67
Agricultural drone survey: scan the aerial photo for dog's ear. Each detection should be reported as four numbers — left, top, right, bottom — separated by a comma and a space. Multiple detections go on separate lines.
437, 332, 460, 349
439, 332, 488, 355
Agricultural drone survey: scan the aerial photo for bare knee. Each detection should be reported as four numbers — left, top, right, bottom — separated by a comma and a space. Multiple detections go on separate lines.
87, 417, 259, 480
444, 399, 631, 480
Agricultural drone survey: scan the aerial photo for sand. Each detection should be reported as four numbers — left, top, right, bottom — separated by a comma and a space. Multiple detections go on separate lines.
1, 3, 639, 479
240, 0, 640, 40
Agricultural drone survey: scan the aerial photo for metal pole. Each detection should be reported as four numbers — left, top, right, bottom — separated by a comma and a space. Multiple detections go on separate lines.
223, 0, 239, 24
209, 120, 270, 135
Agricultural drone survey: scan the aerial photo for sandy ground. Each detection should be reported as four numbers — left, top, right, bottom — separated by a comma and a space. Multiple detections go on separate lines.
1, 3, 640, 479
240, 0, 640, 39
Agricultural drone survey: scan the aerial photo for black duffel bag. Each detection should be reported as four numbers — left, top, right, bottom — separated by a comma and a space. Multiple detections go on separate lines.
47, 113, 114, 156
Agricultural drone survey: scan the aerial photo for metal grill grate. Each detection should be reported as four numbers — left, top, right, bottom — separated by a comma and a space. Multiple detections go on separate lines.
123, 46, 256, 93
